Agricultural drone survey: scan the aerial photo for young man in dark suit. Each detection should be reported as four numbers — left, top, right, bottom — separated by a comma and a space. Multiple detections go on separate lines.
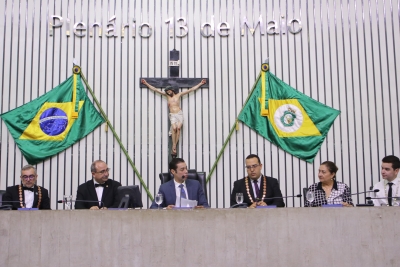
2, 165, 51, 210
150, 158, 209, 209
230, 154, 285, 208
75, 160, 121, 209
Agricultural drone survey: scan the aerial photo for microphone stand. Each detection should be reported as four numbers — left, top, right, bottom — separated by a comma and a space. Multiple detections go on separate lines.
352, 189, 380, 206
57, 199, 105, 209
261, 194, 302, 201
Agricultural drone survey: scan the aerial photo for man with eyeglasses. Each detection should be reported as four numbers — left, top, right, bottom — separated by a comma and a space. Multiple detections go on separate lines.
75, 160, 121, 209
230, 154, 285, 208
2, 164, 51, 210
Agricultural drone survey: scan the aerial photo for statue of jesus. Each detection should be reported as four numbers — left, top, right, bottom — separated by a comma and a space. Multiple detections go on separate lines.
141, 79, 207, 157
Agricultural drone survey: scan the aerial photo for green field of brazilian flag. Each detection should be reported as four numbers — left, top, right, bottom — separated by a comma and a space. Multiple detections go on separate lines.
238, 66, 340, 163
0, 72, 104, 164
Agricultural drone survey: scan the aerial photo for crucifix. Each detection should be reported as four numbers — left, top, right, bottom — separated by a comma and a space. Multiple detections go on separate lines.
140, 49, 209, 160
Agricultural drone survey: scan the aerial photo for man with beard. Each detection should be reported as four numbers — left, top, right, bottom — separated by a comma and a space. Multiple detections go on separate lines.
141, 79, 206, 157
230, 154, 285, 208
2, 164, 51, 210
75, 160, 121, 209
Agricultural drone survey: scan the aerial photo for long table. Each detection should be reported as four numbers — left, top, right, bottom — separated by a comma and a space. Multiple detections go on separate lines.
0, 207, 398, 267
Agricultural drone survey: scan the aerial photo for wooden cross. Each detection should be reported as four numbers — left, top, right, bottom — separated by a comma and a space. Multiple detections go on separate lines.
140, 49, 209, 162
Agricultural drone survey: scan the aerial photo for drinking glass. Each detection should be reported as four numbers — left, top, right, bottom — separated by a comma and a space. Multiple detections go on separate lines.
306, 191, 315, 206
63, 195, 73, 210
236, 193, 244, 204
393, 197, 400, 206
155, 193, 163, 209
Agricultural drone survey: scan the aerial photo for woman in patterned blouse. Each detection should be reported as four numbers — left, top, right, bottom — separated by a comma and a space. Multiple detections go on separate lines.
305, 161, 353, 207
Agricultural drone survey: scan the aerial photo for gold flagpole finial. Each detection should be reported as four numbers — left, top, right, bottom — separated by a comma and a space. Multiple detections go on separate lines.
73, 66, 81, 74
261, 58, 269, 72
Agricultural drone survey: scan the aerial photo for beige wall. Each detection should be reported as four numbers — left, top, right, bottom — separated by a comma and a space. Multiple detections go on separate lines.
0, 207, 398, 267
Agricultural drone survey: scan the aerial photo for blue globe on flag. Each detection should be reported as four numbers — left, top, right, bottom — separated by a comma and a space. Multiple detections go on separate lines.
39, 107, 68, 136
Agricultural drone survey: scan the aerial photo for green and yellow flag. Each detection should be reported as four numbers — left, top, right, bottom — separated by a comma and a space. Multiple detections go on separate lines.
238, 65, 340, 162
0, 71, 105, 164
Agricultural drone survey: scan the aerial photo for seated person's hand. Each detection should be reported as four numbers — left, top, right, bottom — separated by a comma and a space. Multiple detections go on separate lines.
256, 201, 267, 206
342, 202, 353, 207
90, 206, 100, 210
166, 205, 175, 210
249, 202, 257, 208
194, 205, 205, 209
101, 207, 108, 210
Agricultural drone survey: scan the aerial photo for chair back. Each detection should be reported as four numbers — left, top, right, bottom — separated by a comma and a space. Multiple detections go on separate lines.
159, 169, 208, 201
303, 188, 308, 204
0, 190, 12, 210
0, 190, 6, 206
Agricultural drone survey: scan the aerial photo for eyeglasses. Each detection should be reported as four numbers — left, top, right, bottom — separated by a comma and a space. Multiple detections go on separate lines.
95, 168, 110, 174
245, 164, 260, 170
21, 175, 36, 180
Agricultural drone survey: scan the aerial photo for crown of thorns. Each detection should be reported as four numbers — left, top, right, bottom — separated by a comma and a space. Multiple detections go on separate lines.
164, 86, 178, 94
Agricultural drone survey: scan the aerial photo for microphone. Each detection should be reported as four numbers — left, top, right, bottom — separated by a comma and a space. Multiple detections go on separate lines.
365, 196, 399, 200
333, 189, 379, 200
351, 189, 379, 196
57, 199, 105, 208
348, 189, 379, 206
260, 194, 302, 201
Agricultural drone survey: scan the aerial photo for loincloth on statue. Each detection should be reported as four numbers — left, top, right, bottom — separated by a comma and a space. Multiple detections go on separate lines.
169, 110, 184, 136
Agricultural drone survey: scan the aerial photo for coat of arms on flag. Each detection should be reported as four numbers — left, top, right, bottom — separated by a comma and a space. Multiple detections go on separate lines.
238, 63, 340, 163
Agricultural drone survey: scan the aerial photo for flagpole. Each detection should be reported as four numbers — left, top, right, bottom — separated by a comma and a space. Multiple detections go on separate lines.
75, 66, 154, 201
206, 73, 262, 184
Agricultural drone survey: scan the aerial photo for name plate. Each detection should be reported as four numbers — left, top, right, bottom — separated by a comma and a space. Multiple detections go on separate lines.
172, 207, 193, 210
256, 205, 277, 209
18, 208, 39, 211
322, 204, 343, 208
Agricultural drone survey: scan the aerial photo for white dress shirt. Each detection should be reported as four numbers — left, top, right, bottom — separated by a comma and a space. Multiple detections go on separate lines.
373, 177, 400, 206
24, 188, 34, 208
94, 181, 104, 206
174, 180, 188, 207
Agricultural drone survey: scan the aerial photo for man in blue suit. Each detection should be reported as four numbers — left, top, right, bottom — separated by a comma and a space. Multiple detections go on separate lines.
150, 158, 209, 209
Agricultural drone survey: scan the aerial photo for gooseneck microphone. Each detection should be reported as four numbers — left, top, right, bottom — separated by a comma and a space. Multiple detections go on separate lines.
365, 196, 399, 200
230, 194, 301, 208
260, 194, 302, 201
57, 199, 105, 208
349, 189, 379, 206
351, 189, 380, 196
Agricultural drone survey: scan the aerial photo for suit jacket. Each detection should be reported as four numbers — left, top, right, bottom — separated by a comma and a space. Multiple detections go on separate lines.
150, 179, 209, 209
75, 179, 122, 209
230, 176, 285, 207
2, 185, 51, 210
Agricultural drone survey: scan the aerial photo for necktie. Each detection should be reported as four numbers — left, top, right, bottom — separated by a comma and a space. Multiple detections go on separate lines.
178, 184, 187, 199
388, 182, 393, 206
95, 183, 106, 188
23, 187, 34, 192
253, 180, 260, 200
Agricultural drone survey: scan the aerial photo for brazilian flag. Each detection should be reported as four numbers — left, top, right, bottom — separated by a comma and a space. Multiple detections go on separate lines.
238, 64, 340, 163
0, 70, 105, 164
